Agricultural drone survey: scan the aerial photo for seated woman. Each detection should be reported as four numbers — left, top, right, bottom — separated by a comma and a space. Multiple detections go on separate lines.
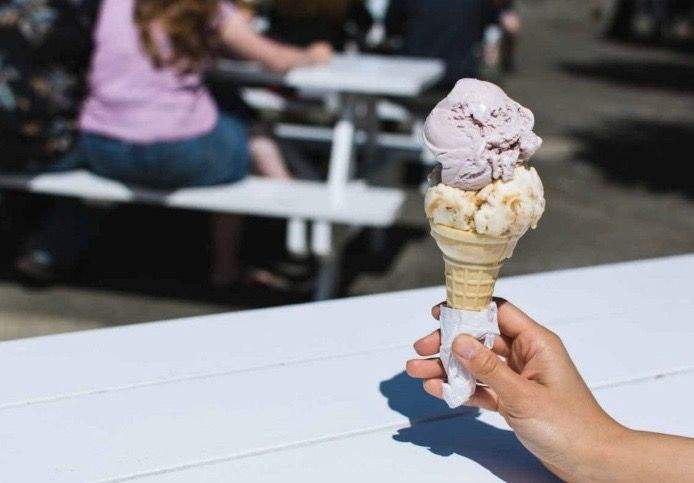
70, 0, 330, 187
17, 0, 332, 283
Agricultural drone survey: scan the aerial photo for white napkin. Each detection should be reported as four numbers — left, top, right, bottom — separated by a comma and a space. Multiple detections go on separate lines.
439, 302, 499, 408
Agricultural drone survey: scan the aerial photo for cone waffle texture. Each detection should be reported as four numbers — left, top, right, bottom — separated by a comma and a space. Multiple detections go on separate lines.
430, 222, 520, 311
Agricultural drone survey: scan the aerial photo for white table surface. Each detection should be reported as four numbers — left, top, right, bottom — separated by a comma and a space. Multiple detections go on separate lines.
216, 53, 445, 97
1, 255, 693, 481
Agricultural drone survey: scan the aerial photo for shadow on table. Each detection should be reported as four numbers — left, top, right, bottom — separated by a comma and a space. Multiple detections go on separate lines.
379, 372, 558, 483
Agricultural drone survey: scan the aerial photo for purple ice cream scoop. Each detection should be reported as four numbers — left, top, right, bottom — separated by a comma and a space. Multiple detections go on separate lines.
424, 79, 542, 191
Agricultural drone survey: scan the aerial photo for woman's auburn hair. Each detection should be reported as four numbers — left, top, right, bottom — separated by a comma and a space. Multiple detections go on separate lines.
135, 0, 221, 73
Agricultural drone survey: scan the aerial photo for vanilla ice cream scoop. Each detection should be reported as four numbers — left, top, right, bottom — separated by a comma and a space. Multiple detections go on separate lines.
425, 166, 545, 238
424, 78, 543, 191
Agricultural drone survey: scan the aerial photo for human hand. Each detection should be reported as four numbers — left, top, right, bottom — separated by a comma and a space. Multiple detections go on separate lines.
406, 299, 626, 481
304, 42, 333, 65
500, 11, 521, 34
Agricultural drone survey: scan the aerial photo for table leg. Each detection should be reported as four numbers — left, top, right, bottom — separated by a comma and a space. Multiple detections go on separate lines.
363, 97, 380, 179
313, 253, 340, 301
312, 95, 357, 259
327, 95, 357, 200
362, 97, 389, 253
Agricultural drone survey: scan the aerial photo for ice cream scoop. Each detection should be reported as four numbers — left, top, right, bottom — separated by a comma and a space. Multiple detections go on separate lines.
426, 166, 545, 238
424, 78, 543, 191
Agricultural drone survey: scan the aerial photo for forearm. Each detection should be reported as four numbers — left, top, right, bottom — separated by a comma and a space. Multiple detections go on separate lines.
583, 427, 694, 482
220, 15, 305, 73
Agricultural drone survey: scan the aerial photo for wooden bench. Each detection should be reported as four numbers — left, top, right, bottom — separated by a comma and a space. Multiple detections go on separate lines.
0, 170, 405, 299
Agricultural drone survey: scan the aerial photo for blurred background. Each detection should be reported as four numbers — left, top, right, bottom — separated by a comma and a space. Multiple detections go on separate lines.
1, 0, 692, 341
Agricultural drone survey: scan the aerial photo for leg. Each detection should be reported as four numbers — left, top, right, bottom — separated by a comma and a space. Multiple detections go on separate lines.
248, 134, 308, 256
16, 199, 99, 280
210, 214, 243, 287
249, 135, 292, 179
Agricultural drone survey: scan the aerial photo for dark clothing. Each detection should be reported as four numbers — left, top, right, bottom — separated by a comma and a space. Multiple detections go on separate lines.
0, 0, 101, 172
268, 0, 373, 50
386, 0, 490, 89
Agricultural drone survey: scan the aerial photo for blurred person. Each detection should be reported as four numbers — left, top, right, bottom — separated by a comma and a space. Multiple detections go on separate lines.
1, 0, 100, 283
0, 0, 100, 173
16, 0, 332, 286
482, 0, 520, 76
385, 0, 488, 90
407, 300, 694, 481
267, 0, 373, 50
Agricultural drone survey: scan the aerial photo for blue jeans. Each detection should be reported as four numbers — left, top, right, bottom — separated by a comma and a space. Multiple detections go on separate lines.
57, 113, 250, 189
35, 114, 250, 266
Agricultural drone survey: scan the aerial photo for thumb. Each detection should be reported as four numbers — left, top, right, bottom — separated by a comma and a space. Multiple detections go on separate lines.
452, 335, 526, 400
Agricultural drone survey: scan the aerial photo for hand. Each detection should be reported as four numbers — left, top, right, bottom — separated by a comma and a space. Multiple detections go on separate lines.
406, 299, 625, 481
500, 11, 521, 34
304, 42, 333, 65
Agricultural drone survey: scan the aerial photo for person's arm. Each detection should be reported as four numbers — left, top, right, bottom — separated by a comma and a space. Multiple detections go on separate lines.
407, 300, 694, 482
219, 12, 332, 74
593, 429, 694, 482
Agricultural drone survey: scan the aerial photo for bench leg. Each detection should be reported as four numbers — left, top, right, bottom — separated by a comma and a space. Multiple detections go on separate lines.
286, 218, 308, 257
311, 221, 332, 258
313, 254, 341, 301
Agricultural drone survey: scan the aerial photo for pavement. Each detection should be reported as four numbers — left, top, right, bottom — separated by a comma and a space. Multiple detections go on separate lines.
1, 0, 693, 341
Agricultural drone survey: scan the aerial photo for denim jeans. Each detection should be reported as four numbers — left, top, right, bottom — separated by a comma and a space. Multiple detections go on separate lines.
34, 114, 250, 267
56, 113, 250, 189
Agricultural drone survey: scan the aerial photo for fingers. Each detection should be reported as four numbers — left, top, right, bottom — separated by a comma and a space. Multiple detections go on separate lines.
495, 298, 541, 338
423, 378, 443, 399
414, 329, 512, 358
465, 386, 499, 412
421, 380, 501, 411
414, 330, 441, 356
406, 358, 445, 379
431, 303, 444, 320
434, 299, 538, 341
453, 334, 526, 399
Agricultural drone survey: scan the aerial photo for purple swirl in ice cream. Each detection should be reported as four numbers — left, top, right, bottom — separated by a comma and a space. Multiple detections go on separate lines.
424, 79, 542, 191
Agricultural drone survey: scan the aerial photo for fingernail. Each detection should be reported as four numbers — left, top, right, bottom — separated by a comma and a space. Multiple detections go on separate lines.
453, 335, 479, 360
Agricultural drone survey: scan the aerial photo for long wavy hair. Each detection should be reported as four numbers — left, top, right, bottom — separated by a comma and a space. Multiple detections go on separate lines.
134, 0, 221, 73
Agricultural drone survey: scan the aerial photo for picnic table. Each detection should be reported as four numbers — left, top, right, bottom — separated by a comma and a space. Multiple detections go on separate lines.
215, 53, 445, 296
1, 53, 444, 301
2, 255, 693, 481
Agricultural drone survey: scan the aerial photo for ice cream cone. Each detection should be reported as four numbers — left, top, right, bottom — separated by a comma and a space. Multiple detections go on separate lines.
430, 222, 520, 311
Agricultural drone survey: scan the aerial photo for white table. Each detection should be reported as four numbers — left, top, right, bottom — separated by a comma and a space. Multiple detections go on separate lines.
215, 54, 444, 298
2, 255, 693, 481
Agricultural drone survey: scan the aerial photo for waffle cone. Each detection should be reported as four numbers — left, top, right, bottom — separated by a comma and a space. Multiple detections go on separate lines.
430, 222, 520, 311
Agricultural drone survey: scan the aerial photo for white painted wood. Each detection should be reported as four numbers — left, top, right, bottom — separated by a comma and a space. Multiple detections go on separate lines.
0, 171, 405, 227
286, 218, 308, 257
125, 372, 694, 483
0, 256, 692, 481
273, 123, 422, 151
216, 54, 444, 97
286, 54, 445, 96
1, 255, 692, 408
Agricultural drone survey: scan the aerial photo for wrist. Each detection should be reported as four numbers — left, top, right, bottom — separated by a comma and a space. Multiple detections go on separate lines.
576, 422, 637, 482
